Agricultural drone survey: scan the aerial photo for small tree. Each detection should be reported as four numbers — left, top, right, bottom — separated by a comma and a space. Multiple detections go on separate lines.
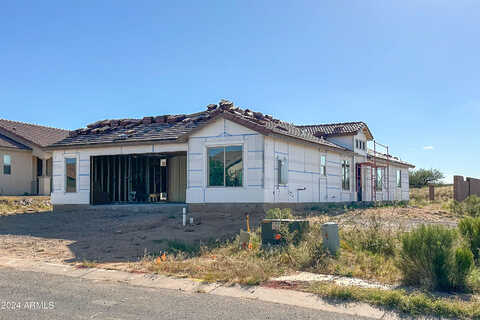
409, 168, 444, 188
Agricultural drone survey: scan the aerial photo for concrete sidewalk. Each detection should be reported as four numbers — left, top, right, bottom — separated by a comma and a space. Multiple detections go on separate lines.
0, 256, 400, 319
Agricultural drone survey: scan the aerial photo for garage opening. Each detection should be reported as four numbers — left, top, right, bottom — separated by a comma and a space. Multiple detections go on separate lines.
90, 152, 187, 204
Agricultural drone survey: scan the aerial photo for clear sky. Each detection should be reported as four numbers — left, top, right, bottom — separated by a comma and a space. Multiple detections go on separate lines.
1, 1, 479, 182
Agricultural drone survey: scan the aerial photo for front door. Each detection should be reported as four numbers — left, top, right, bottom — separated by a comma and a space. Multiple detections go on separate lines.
356, 164, 362, 201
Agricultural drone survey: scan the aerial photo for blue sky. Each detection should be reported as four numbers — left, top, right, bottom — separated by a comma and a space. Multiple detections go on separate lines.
1, 1, 479, 182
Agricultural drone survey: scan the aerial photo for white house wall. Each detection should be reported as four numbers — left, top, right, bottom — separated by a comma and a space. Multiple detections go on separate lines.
51, 143, 187, 205
361, 163, 410, 202
326, 135, 353, 150
264, 136, 355, 204
186, 118, 265, 203
51, 119, 411, 205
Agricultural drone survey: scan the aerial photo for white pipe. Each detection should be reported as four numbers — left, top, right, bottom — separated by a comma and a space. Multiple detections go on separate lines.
182, 208, 186, 227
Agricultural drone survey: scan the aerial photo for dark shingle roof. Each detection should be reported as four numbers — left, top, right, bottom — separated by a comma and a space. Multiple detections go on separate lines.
0, 119, 69, 147
50, 100, 347, 151
0, 133, 31, 150
298, 122, 373, 140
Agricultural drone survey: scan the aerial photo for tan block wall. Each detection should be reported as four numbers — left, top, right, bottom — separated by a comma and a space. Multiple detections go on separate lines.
454, 175, 480, 202
0, 149, 34, 195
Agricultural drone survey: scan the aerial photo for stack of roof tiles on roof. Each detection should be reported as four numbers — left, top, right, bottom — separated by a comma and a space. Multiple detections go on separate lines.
50, 100, 346, 151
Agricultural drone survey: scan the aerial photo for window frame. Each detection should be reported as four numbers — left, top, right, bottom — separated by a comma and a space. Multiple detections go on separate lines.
277, 156, 288, 185
376, 167, 383, 191
64, 157, 78, 193
3, 154, 11, 175
320, 155, 327, 176
206, 144, 244, 188
396, 170, 402, 188
341, 160, 350, 191
2, 153, 12, 176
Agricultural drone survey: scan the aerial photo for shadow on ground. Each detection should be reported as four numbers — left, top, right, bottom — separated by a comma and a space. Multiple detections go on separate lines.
0, 207, 265, 264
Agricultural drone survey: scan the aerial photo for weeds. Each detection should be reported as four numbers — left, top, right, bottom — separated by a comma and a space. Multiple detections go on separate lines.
458, 216, 480, 261
451, 196, 480, 217
78, 260, 98, 268
341, 216, 398, 256
306, 282, 480, 319
265, 208, 294, 219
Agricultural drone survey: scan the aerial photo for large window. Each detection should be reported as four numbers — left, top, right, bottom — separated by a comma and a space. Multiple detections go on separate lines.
376, 167, 383, 191
342, 160, 350, 191
320, 155, 326, 176
3, 155, 11, 175
65, 158, 77, 193
208, 146, 243, 187
396, 170, 402, 188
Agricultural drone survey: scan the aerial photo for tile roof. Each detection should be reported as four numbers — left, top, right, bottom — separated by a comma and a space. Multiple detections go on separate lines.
0, 133, 31, 150
0, 119, 69, 148
50, 100, 347, 151
298, 122, 373, 140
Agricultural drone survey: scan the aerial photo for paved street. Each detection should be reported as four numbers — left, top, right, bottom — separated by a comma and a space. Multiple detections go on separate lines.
0, 267, 374, 320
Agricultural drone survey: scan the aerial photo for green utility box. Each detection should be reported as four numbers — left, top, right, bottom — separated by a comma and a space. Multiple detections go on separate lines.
261, 219, 310, 246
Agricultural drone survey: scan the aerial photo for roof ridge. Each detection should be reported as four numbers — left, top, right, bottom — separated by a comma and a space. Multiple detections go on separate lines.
0, 118, 69, 132
297, 121, 366, 127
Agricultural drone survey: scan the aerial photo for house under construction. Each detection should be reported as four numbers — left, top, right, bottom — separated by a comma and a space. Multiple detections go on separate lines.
47, 100, 414, 211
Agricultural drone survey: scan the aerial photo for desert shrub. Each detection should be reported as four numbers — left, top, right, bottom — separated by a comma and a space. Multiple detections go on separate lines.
467, 267, 480, 293
341, 216, 397, 256
463, 196, 480, 217
451, 247, 474, 290
450, 196, 480, 217
398, 225, 458, 291
265, 208, 294, 219
458, 216, 480, 261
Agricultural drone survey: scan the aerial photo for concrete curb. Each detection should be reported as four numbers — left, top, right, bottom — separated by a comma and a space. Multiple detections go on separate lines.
0, 257, 399, 319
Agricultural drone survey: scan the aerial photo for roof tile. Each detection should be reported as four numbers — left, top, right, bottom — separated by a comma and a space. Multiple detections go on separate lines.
0, 119, 69, 147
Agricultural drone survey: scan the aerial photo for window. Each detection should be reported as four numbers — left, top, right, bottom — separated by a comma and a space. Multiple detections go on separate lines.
342, 160, 350, 191
320, 155, 326, 176
3, 155, 11, 175
376, 167, 383, 191
396, 170, 402, 188
356, 140, 366, 151
208, 146, 243, 187
277, 157, 288, 185
65, 158, 77, 193
37, 158, 43, 176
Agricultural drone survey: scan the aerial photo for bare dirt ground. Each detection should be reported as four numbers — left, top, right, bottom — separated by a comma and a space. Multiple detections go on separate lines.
326, 205, 459, 230
0, 187, 457, 269
0, 204, 264, 266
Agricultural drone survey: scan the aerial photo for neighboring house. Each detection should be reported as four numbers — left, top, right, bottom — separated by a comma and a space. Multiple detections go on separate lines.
47, 100, 414, 211
0, 119, 69, 196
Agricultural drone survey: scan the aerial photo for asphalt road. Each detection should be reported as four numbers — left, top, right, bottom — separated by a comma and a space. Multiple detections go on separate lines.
0, 267, 374, 320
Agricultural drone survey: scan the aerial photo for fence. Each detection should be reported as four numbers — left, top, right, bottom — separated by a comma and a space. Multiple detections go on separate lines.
454, 176, 480, 202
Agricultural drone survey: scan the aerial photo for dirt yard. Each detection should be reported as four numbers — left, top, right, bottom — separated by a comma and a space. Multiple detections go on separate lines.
0, 186, 457, 268
0, 203, 264, 266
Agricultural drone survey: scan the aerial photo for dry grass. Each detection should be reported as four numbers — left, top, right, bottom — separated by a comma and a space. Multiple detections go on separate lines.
129, 220, 403, 285
305, 282, 480, 319
410, 185, 454, 209
0, 196, 51, 215
77, 260, 99, 269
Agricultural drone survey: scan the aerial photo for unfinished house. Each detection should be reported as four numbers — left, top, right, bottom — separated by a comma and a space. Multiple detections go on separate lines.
48, 100, 414, 211
0, 119, 69, 195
